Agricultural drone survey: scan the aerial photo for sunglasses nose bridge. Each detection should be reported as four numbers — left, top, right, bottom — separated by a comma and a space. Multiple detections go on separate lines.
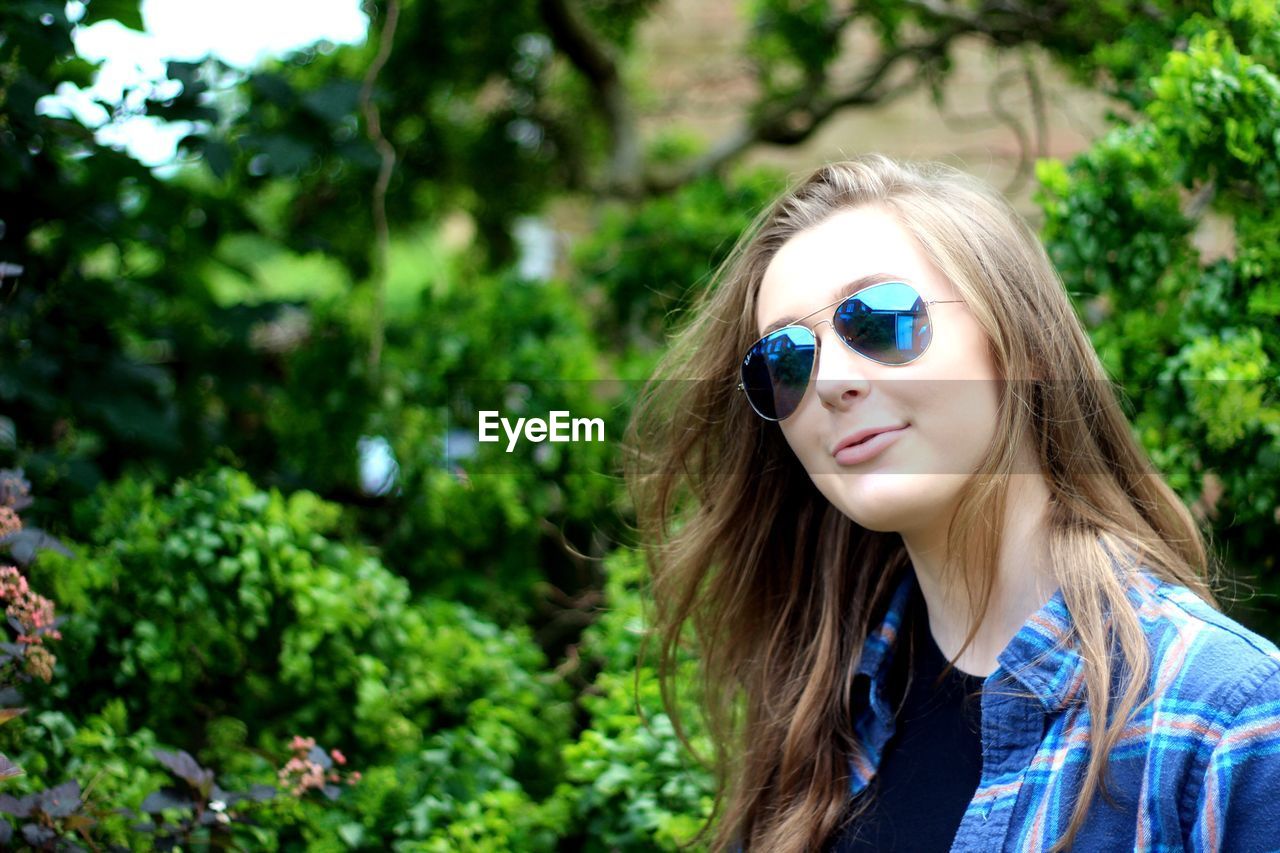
812, 317, 862, 365
811, 317, 848, 354
810, 320, 873, 394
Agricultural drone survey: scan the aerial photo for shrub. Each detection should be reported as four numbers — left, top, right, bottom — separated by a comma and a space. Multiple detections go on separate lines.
573, 169, 785, 350
553, 549, 715, 851
1035, 3, 1280, 634
367, 269, 625, 625
20, 466, 573, 848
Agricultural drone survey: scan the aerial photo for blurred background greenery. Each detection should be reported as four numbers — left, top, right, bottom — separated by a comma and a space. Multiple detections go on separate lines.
1, 0, 1277, 848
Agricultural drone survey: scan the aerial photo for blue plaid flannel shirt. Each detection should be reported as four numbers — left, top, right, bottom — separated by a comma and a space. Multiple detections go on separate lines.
838, 567, 1280, 852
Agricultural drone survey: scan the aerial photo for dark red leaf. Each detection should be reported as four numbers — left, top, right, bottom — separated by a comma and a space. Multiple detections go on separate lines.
140, 788, 195, 814
0, 753, 23, 780
0, 793, 32, 817
39, 780, 81, 819
22, 823, 56, 845
307, 745, 332, 770
153, 749, 214, 792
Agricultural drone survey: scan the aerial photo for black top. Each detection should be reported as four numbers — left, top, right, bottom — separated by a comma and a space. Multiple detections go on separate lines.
825, 581, 986, 852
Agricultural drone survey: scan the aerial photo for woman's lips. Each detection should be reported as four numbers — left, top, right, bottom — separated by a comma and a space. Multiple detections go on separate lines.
833, 425, 909, 466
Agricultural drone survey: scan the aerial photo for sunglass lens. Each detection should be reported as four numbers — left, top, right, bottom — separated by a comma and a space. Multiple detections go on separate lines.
741, 326, 816, 420
833, 281, 931, 364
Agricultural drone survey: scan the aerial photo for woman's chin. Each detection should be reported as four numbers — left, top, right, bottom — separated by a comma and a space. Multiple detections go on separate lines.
813, 472, 963, 533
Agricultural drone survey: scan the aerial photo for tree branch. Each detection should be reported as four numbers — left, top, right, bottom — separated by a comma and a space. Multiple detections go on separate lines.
988, 67, 1034, 195
543, 0, 1074, 197
646, 30, 960, 192
538, 0, 643, 195
360, 0, 400, 373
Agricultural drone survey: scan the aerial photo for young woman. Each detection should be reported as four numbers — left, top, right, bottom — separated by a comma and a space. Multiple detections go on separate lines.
626, 155, 1280, 852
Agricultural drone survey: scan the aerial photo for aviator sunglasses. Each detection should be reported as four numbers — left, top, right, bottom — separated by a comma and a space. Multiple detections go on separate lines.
739, 280, 964, 421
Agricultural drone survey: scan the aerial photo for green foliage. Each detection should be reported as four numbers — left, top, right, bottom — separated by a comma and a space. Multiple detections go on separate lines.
0, 705, 251, 848
0, 0, 382, 513
553, 549, 716, 851
1035, 129, 1195, 380
1149, 14, 1280, 192
1179, 328, 1277, 449
1, 6, 214, 504
749, 0, 845, 102
82, 0, 144, 30
0, 707, 362, 849
358, 268, 626, 624
190, 0, 597, 266
4, 700, 166, 811
574, 170, 785, 348
1036, 1, 1280, 632
17, 466, 580, 847
33, 468, 572, 778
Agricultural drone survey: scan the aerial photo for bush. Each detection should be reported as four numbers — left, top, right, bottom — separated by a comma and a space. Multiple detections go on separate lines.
552, 549, 715, 851
19, 467, 574, 847
367, 269, 626, 625
1036, 3, 1280, 633
574, 169, 785, 350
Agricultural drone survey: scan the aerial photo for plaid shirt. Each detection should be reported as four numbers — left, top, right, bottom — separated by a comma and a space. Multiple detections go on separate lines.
846, 567, 1280, 852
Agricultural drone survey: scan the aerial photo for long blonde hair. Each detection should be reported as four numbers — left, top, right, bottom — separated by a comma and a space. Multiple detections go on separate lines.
625, 154, 1215, 852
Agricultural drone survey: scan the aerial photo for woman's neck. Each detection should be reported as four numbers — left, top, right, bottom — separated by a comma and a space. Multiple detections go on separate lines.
898, 473, 1059, 678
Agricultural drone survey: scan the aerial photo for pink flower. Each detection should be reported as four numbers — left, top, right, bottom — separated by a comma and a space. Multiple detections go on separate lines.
0, 508, 20, 538
1, 565, 61, 658
277, 738, 359, 798
288, 735, 316, 753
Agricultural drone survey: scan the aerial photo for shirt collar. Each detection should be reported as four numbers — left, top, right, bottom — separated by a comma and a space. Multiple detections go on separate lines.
854, 568, 916, 684
996, 583, 1088, 713
856, 567, 1088, 716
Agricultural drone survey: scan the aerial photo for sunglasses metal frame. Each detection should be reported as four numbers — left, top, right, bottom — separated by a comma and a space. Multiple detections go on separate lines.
737, 280, 965, 422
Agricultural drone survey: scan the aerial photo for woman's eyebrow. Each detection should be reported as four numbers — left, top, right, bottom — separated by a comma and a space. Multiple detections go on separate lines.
759, 272, 905, 335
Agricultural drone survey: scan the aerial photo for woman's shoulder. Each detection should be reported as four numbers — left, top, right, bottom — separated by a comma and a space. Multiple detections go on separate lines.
1125, 573, 1280, 851
1127, 570, 1280, 715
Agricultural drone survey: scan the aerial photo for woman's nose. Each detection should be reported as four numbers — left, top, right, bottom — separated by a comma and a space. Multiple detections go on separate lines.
812, 322, 871, 410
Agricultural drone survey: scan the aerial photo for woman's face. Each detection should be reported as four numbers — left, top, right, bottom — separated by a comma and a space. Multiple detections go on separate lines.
754, 204, 1003, 538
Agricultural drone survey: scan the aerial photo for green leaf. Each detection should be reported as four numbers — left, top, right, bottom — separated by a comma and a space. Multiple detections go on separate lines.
82, 0, 144, 30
